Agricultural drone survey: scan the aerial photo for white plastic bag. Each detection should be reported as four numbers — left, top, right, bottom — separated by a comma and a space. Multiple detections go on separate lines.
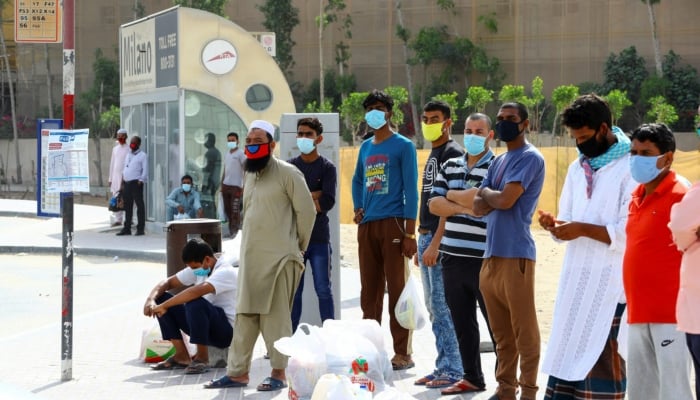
173, 212, 190, 220
311, 374, 356, 400
394, 275, 428, 330
274, 323, 327, 400
140, 322, 174, 363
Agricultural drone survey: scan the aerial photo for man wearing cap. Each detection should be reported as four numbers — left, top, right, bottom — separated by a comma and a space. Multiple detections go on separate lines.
108, 128, 129, 226
204, 120, 316, 392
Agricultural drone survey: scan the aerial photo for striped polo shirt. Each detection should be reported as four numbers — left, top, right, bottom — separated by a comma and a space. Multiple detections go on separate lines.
429, 150, 494, 258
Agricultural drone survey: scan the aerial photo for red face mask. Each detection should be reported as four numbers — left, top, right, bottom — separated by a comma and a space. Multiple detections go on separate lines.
117, 138, 126, 144
130, 143, 138, 150
245, 143, 270, 159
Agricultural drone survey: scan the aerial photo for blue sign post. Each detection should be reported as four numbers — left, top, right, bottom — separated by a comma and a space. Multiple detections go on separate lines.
36, 118, 64, 217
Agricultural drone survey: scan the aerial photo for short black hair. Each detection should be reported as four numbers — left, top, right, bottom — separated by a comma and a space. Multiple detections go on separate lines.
227, 132, 239, 140
297, 117, 324, 135
467, 113, 493, 129
423, 100, 451, 119
499, 102, 529, 121
132, 136, 142, 145
181, 238, 215, 264
181, 174, 193, 183
362, 89, 394, 111
561, 94, 612, 131
630, 123, 676, 153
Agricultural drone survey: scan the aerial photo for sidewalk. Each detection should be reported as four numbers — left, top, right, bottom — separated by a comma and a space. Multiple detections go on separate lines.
0, 199, 546, 400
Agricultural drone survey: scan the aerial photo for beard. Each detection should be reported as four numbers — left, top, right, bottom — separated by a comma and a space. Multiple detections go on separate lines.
244, 154, 271, 173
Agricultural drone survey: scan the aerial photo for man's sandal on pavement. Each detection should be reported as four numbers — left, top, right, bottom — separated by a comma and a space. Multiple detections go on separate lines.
440, 379, 486, 395
425, 374, 460, 389
414, 373, 436, 385
150, 356, 188, 371
391, 354, 415, 371
203, 375, 248, 389
184, 359, 209, 374
256, 376, 287, 391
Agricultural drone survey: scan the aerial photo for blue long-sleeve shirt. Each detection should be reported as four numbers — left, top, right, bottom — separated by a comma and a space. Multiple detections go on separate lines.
352, 133, 418, 223
165, 188, 202, 220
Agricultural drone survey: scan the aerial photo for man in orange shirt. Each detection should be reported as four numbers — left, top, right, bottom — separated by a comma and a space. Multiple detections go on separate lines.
622, 123, 692, 400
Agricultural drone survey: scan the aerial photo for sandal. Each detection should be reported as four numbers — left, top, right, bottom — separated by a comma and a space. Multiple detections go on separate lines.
256, 376, 287, 391
150, 356, 188, 371
414, 373, 436, 385
391, 355, 415, 371
184, 359, 210, 374
203, 375, 248, 389
440, 379, 486, 395
425, 374, 459, 389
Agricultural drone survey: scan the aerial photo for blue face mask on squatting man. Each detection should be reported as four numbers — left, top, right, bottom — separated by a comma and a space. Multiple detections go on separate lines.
181, 183, 192, 192
193, 267, 210, 277
464, 134, 487, 156
629, 154, 665, 184
365, 110, 387, 130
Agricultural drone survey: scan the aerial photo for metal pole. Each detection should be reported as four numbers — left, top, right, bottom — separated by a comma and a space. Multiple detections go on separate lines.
60, 193, 74, 381
61, 0, 75, 382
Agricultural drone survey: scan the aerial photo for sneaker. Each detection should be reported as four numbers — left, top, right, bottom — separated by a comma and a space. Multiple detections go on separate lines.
135, 231, 145, 236
116, 230, 131, 236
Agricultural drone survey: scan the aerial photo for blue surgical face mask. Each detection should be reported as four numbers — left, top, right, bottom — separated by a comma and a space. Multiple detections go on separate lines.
193, 267, 209, 277
227, 141, 238, 149
464, 134, 487, 156
494, 120, 522, 142
629, 154, 664, 184
181, 183, 192, 192
365, 110, 387, 130
297, 137, 316, 155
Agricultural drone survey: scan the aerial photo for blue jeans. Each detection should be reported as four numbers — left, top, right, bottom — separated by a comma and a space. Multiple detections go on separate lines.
291, 242, 335, 331
418, 231, 463, 380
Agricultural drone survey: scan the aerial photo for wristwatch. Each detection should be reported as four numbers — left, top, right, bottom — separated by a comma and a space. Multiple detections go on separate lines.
403, 233, 416, 239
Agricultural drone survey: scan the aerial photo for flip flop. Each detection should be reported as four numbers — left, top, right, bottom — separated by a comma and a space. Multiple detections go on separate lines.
203, 375, 248, 389
414, 373, 436, 385
440, 379, 486, 395
426, 375, 459, 389
256, 376, 287, 391
184, 360, 210, 374
150, 356, 188, 371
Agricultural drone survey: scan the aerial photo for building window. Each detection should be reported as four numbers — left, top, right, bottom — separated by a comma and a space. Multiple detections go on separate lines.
245, 84, 273, 111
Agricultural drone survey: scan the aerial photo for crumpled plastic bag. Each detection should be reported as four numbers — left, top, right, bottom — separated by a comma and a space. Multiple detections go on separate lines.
394, 275, 428, 330
274, 323, 327, 400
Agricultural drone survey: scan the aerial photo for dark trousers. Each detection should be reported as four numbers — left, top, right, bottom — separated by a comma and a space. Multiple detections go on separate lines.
221, 184, 242, 234
122, 180, 145, 232
357, 218, 411, 356
291, 242, 335, 332
442, 253, 494, 387
155, 293, 233, 348
687, 333, 700, 400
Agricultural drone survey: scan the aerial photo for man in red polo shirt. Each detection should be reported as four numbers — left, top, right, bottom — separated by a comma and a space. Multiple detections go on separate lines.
622, 123, 692, 400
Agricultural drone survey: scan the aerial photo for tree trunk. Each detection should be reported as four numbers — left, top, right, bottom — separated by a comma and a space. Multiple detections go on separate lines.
45, 44, 54, 118
93, 82, 104, 187
645, 0, 663, 76
395, 0, 421, 144
318, 0, 325, 105
0, 22, 22, 184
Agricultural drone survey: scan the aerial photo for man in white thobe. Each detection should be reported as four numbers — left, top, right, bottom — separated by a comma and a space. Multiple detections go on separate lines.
108, 128, 129, 226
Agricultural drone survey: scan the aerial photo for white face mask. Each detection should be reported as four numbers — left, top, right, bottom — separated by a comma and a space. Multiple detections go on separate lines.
227, 141, 238, 149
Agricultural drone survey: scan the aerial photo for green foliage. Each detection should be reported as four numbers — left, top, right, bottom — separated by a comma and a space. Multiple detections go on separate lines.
385, 86, 409, 128
258, 0, 299, 78
303, 99, 334, 113
408, 25, 449, 67
647, 96, 678, 125
551, 85, 580, 135
498, 85, 527, 103
661, 50, 700, 130
98, 105, 121, 135
172, 0, 227, 16
525, 76, 546, 133
640, 75, 669, 105
432, 92, 460, 122
601, 46, 648, 104
477, 12, 498, 34
302, 69, 357, 111
604, 90, 633, 126
463, 86, 494, 113
577, 81, 603, 95
339, 91, 369, 132
76, 48, 120, 137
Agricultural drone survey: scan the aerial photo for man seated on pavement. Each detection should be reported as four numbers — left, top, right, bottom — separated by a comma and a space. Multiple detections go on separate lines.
166, 174, 204, 221
144, 238, 237, 374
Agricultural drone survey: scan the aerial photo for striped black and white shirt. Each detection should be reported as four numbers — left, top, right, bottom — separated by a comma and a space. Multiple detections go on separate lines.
429, 150, 494, 258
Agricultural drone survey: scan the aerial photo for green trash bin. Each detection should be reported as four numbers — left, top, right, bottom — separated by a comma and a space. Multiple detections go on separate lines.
165, 218, 222, 277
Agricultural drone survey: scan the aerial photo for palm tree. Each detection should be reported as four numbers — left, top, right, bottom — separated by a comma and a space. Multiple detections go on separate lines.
642, 0, 663, 76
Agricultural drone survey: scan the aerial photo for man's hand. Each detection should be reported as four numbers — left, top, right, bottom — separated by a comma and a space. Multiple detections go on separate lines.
422, 243, 439, 267
538, 210, 556, 230
196, 208, 204, 218
547, 221, 584, 241
696, 226, 700, 240
472, 194, 493, 216
143, 298, 156, 317
177, 205, 185, 214
353, 208, 364, 224
151, 304, 167, 318
402, 237, 417, 259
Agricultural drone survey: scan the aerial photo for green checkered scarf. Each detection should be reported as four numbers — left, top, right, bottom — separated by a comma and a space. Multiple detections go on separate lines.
582, 126, 630, 170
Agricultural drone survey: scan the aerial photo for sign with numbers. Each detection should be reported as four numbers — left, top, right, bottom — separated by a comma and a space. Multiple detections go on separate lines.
15, 0, 62, 43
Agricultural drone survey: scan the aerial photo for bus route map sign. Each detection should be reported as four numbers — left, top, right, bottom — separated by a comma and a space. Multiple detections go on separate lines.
15, 0, 63, 43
